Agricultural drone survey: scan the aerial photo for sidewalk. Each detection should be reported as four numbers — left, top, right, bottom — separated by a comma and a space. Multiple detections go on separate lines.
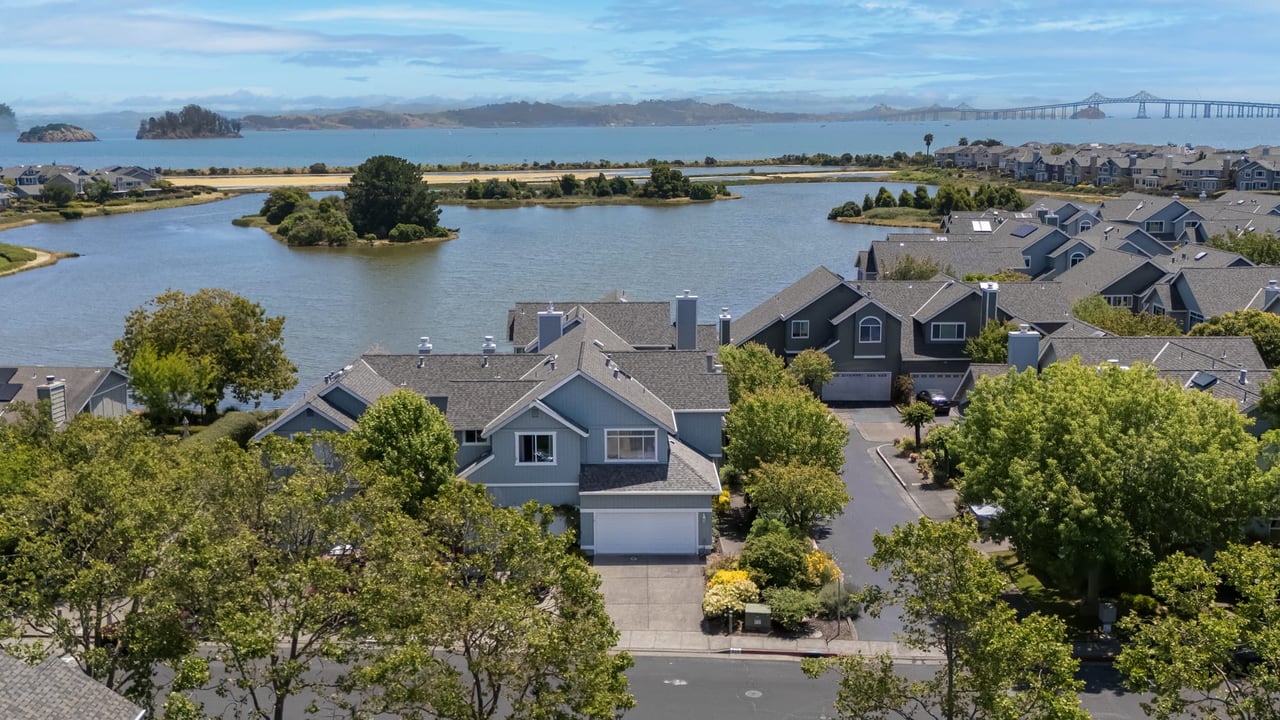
873, 444, 958, 522
615, 630, 941, 661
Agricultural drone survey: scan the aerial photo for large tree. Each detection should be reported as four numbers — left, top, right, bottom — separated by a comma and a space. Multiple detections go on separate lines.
744, 461, 849, 532
788, 348, 834, 394
724, 385, 849, 478
126, 342, 217, 425
351, 482, 635, 720
1189, 309, 1280, 367
965, 319, 1018, 364
718, 342, 796, 405
955, 360, 1275, 606
804, 517, 1086, 720
114, 288, 297, 414
342, 389, 458, 514
1208, 229, 1280, 265
345, 154, 441, 239
1118, 543, 1280, 720
1072, 295, 1182, 337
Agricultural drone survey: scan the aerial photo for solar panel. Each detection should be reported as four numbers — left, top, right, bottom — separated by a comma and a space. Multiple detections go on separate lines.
1011, 223, 1038, 238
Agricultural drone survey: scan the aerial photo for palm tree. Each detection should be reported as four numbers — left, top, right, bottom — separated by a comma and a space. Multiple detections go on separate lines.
923, 133, 934, 157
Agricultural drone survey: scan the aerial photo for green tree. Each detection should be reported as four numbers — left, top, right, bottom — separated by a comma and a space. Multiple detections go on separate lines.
788, 348, 834, 394
1117, 543, 1280, 720
881, 254, 942, 281
898, 188, 914, 208
345, 154, 441, 239
718, 342, 795, 405
923, 133, 934, 156
933, 185, 975, 215
1072, 295, 1182, 337
86, 178, 115, 204
689, 182, 717, 200
343, 389, 458, 514
874, 186, 897, 208
804, 517, 1086, 720
862, 193, 875, 212
388, 223, 427, 243
43, 183, 74, 207
828, 201, 862, 220
899, 401, 936, 447
744, 461, 849, 532
965, 319, 1018, 364
740, 522, 812, 589
913, 185, 932, 210
114, 288, 297, 414
126, 343, 217, 425
1189, 309, 1280, 367
1208, 229, 1280, 265
352, 481, 635, 720
724, 385, 849, 477
259, 187, 316, 224
558, 173, 581, 196
278, 198, 357, 247
955, 360, 1275, 606
642, 164, 692, 199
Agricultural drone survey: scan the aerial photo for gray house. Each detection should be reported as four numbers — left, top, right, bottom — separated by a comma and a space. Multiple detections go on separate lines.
256, 296, 728, 557
0, 366, 130, 427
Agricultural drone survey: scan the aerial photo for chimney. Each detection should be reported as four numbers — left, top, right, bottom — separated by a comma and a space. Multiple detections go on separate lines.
706, 354, 715, 373
481, 336, 497, 355
979, 281, 999, 322
1007, 324, 1040, 372
1045, 211, 1059, 227
675, 290, 697, 350
536, 303, 564, 351
1241, 369, 1249, 385
36, 375, 68, 427
1266, 280, 1280, 309
718, 307, 732, 347
417, 336, 432, 355
1035, 204, 1048, 222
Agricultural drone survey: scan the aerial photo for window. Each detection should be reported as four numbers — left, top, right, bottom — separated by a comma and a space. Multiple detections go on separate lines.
1104, 295, 1133, 308
606, 429, 657, 461
858, 316, 882, 343
460, 429, 485, 445
1069, 251, 1086, 267
516, 432, 555, 464
1079, 220, 1092, 231
1184, 220, 1200, 229
1145, 220, 1165, 233
1023, 256, 1031, 268
930, 322, 965, 342
791, 319, 809, 339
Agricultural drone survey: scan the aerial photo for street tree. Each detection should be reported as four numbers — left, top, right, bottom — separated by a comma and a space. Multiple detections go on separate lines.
788, 348, 834, 394
114, 288, 297, 414
351, 482, 635, 720
923, 133, 934, 156
1117, 543, 1280, 720
965, 319, 1018, 364
1189, 309, 1280, 367
804, 517, 1086, 720
955, 360, 1275, 606
342, 389, 458, 514
125, 342, 217, 425
744, 461, 849, 532
900, 401, 936, 447
345, 154, 441, 239
718, 342, 795, 405
724, 385, 848, 478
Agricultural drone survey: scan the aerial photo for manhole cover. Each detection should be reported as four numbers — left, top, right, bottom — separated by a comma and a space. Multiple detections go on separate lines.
744, 690, 763, 698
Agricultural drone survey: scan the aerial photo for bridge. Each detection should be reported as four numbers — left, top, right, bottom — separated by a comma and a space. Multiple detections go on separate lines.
876, 91, 1280, 121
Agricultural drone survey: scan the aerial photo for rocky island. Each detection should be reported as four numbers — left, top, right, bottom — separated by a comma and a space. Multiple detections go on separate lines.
137, 103, 241, 139
17, 123, 99, 143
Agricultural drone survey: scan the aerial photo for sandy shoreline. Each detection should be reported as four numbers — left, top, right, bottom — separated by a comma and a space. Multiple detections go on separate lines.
0, 248, 62, 278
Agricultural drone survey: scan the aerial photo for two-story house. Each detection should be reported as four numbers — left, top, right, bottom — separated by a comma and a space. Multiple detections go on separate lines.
0, 366, 130, 427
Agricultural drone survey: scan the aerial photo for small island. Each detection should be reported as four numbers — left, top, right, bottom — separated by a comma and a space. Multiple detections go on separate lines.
17, 123, 99, 143
137, 104, 242, 139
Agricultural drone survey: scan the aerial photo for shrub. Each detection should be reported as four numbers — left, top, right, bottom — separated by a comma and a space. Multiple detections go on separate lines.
186, 411, 261, 448
704, 554, 740, 579
58, 208, 84, 220
891, 374, 914, 405
817, 580, 862, 620
763, 587, 820, 633
1121, 592, 1160, 618
805, 549, 841, 587
389, 223, 428, 243
827, 201, 862, 220
741, 526, 812, 589
708, 569, 752, 587
702, 578, 759, 618
712, 489, 731, 514
894, 436, 919, 455
689, 182, 717, 200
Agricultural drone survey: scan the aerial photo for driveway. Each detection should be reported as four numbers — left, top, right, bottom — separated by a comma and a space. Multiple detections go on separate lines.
593, 555, 707, 642
844, 404, 953, 443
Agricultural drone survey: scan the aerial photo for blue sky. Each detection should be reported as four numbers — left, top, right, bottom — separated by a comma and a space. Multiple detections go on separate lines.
4, 0, 1277, 115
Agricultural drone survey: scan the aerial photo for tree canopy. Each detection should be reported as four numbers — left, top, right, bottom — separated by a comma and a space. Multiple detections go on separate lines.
136, 104, 241, 139
1189, 309, 1280, 367
345, 155, 441, 239
114, 288, 297, 414
1208, 229, 1280, 265
788, 348, 834, 393
1072, 295, 1182, 337
744, 461, 849, 532
955, 360, 1275, 604
881, 254, 944, 281
343, 389, 458, 514
804, 517, 1086, 720
718, 342, 796, 405
724, 385, 848, 477
965, 319, 1018, 364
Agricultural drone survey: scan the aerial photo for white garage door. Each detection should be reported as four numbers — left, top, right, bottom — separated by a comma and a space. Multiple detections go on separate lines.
593, 511, 698, 555
821, 372, 892, 402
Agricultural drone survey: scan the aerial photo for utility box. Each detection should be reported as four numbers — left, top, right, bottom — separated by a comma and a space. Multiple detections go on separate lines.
743, 603, 771, 633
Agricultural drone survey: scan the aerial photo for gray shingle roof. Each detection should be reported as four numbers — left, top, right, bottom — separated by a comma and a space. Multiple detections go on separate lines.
607, 350, 729, 410
0, 653, 144, 720
988, 282, 1086, 325
733, 266, 847, 343
1045, 336, 1264, 370
508, 301, 675, 350
1174, 267, 1280, 318
1052, 247, 1152, 294
579, 437, 720, 495
0, 366, 126, 423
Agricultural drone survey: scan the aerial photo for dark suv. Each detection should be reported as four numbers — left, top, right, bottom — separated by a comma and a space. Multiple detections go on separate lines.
916, 388, 951, 413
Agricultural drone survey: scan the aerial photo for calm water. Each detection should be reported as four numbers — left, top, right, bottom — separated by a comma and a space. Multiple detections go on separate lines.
2, 117, 1277, 169
0, 182, 925, 408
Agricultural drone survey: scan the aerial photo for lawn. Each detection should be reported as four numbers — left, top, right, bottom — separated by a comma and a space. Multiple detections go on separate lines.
990, 550, 1097, 637
0, 243, 36, 273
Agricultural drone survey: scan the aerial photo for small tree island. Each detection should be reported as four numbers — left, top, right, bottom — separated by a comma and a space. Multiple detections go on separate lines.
18, 123, 98, 143
137, 104, 241, 139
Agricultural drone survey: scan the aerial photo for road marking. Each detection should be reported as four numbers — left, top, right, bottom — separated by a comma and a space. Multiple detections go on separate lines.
744, 690, 763, 698
663, 679, 687, 686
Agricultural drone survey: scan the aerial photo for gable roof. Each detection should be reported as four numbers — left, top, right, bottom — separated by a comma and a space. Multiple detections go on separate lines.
508, 300, 675, 350
0, 366, 127, 423
1173, 267, 1280, 318
733, 265, 848, 343
0, 653, 144, 720
1052, 247, 1158, 295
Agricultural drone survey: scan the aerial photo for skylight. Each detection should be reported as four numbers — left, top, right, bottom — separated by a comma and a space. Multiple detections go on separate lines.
1011, 224, 1038, 238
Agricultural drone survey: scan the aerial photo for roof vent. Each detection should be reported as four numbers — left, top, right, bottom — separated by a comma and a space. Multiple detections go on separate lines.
417, 336, 432, 355
481, 336, 497, 355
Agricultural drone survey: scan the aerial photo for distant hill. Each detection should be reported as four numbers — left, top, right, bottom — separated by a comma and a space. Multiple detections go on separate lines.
137, 104, 242, 139
17, 123, 98, 143
242, 99, 822, 130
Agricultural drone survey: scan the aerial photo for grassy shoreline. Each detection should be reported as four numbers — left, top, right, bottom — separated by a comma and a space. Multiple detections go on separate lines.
232, 214, 459, 246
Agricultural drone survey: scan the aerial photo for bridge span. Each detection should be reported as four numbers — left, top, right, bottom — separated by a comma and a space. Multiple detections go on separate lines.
878, 91, 1280, 121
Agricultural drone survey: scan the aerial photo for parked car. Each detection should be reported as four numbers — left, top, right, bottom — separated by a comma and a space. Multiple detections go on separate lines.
916, 388, 951, 413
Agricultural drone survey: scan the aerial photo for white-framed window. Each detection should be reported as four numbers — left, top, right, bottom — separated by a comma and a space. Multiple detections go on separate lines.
1145, 220, 1165, 233
1069, 251, 1086, 266
858, 316, 882, 343
516, 432, 555, 465
791, 319, 810, 339
930, 322, 965, 342
1080, 220, 1093, 231
1184, 220, 1200, 229
605, 429, 658, 462
1104, 295, 1133, 308
460, 429, 485, 445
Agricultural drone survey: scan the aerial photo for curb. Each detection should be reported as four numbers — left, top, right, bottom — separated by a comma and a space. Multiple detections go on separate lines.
874, 444, 910, 491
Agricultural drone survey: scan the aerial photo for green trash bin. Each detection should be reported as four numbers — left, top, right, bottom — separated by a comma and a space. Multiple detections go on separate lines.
743, 603, 771, 633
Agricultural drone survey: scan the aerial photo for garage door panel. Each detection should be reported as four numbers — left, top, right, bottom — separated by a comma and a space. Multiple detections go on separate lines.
822, 372, 892, 402
593, 511, 697, 555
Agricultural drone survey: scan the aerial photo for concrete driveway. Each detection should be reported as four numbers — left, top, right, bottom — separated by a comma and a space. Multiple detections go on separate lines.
593, 555, 706, 643
844, 404, 953, 442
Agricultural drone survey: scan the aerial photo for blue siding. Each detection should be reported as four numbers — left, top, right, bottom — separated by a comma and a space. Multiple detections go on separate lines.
675, 411, 723, 458
698, 512, 713, 549
485, 483, 580, 507
469, 408, 583, 489
456, 443, 490, 469
580, 494, 711, 510
543, 376, 669, 464
579, 512, 595, 547
270, 411, 344, 438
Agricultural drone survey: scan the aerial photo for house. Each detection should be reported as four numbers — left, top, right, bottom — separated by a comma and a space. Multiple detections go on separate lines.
1161, 267, 1280, 331
1236, 158, 1280, 191
256, 293, 729, 557
0, 188, 15, 208
0, 652, 144, 720
0, 366, 130, 427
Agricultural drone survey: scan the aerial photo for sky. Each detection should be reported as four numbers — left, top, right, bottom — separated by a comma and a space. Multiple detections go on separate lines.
4, 0, 1278, 116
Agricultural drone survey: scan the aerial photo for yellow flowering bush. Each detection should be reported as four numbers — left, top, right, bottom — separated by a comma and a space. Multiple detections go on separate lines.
712, 489, 731, 514
708, 569, 751, 587
701, 577, 760, 618
806, 549, 841, 587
